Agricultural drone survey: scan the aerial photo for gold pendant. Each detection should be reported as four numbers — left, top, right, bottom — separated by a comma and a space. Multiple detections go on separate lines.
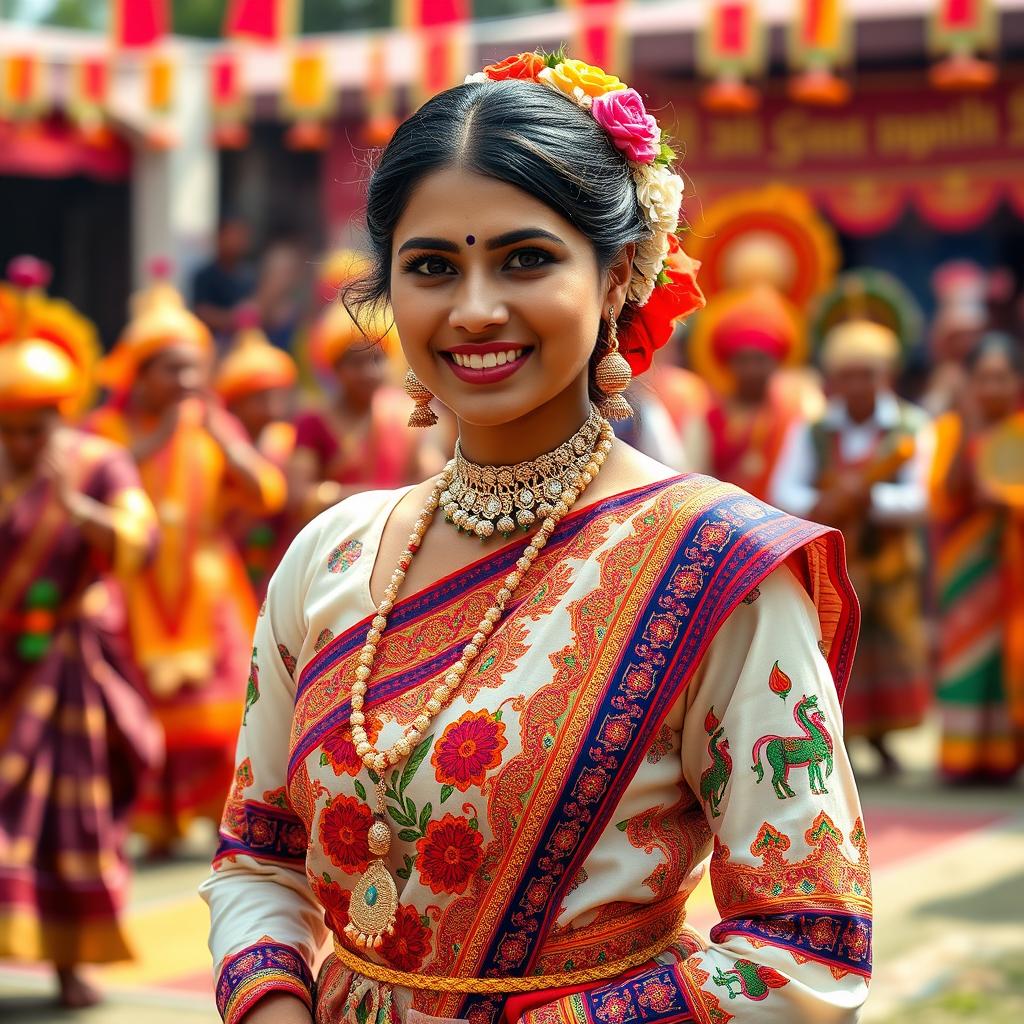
345, 858, 399, 950
344, 782, 397, 950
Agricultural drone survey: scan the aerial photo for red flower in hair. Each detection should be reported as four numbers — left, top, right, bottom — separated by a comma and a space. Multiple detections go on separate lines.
620, 236, 705, 375
482, 52, 547, 81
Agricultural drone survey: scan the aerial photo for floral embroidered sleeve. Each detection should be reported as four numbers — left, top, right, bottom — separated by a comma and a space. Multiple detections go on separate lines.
200, 522, 328, 1024
676, 564, 871, 1022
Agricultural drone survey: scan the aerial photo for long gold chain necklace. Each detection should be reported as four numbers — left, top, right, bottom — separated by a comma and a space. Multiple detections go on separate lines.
343, 413, 614, 951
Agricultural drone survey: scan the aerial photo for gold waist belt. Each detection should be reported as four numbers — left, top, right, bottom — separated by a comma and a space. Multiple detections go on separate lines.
332, 933, 672, 994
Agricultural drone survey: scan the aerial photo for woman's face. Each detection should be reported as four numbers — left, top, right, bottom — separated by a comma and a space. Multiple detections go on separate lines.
0, 406, 59, 474
970, 348, 1021, 423
135, 344, 209, 412
389, 167, 609, 428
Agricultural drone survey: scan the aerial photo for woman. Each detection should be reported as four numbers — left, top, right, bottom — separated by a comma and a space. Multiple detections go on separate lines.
289, 287, 426, 524
930, 333, 1024, 783
203, 53, 870, 1024
89, 277, 286, 852
0, 337, 161, 1007
215, 307, 300, 599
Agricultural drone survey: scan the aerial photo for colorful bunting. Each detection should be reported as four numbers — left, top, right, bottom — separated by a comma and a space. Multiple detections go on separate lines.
224, 0, 298, 44
111, 0, 168, 50
697, 2, 765, 114
788, 0, 851, 106
282, 49, 334, 150
928, 0, 998, 90
210, 52, 249, 149
0, 54, 47, 121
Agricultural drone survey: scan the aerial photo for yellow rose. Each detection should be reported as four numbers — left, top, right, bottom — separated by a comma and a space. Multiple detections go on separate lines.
539, 59, 626, 104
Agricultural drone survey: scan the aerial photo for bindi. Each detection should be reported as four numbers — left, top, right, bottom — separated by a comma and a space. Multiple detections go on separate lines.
465, 234, 476, 246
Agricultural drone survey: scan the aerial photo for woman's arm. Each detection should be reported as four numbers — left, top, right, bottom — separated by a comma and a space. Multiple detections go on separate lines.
200, 522, 328, 1024
675, 565, 871, 1021
240, 992, 312, 1024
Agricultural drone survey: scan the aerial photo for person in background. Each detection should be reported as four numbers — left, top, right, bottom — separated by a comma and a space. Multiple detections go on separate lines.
0, 328, 160, 1008
88, 273, 286, 854
192, 218, 256, 348
289, 298, 423, 523
930, 333, 1024, 784
648, 326, 712, 473
215, 306, 300, 600
689, 285, 809, 500
921, 261, 988, 417
770, 319, 934, 774
255, 239, 310, 351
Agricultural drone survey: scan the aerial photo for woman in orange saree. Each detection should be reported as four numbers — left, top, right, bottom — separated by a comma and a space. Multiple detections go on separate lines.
89, 275, 286, 851
203, 52, 869, 1024
930, 333, 1024, 782
0, 337, 160, 1007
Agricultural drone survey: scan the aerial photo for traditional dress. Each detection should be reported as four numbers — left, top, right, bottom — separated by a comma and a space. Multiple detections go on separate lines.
771, 389, 933, 738
90, 280, 287, 845
930, 410, 1024, 780
0, 339, 161, 966
687, 287, 809, 501
215, 319, 300, 600
89, 398, 286, 844
202, 475, 870, 1024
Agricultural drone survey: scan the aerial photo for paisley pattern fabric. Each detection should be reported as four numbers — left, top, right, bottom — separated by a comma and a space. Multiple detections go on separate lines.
202, 475, 870, 1024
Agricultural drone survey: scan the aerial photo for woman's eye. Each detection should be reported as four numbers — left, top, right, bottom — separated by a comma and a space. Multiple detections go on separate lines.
506, 249, 551, 271
408, 255, 454, 276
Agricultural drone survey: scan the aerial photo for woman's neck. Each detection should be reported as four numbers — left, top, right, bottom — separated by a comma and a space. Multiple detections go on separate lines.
456, 388, 594, 466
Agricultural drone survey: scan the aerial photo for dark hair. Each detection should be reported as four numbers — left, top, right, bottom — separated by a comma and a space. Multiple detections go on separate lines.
965, 331, 1024, 374
346, 80, 654, 396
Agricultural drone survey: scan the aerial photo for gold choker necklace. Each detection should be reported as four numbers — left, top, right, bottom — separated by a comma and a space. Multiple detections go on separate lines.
441, 407, 604, 540
343, 413, 614, 951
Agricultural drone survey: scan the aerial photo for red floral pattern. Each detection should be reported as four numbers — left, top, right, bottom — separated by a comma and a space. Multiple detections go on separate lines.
321, 715, 381, 777
379, 903, 432, 971
416, 814, 484, 895
318, 795, 371, 874
431, 709, 507, 792
311, 877, 351, 933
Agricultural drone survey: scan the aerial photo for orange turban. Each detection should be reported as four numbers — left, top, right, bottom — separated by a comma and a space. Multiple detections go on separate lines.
309, 301, 399, 373
215, 319, 298, 402
97, 271, 212, 393
0, 338, 83, 413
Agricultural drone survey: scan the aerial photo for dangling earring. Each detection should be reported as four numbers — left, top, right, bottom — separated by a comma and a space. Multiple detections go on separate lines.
595, 306, 634, 420
404, 369, 438, 428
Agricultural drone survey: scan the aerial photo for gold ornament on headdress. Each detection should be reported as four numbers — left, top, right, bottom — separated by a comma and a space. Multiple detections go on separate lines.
595, 307, 634, 420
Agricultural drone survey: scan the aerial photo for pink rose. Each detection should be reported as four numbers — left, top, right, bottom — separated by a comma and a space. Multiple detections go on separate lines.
591, 88, 660, 164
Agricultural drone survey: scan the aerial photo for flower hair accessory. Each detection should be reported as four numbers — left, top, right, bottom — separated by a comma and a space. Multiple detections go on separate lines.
466, 50, 705, 375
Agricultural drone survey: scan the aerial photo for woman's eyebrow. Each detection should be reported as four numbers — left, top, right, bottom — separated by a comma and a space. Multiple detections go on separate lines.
397, 237, 460, 254
485, 228, 565, 250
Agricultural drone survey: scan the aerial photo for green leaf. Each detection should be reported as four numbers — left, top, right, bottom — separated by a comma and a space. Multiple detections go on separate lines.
353, 779, 367, 801
387, 805, 415, 827
419, 802, 432, 832
494, 710, 502, 722
440, 784, 454, 804
469, 817, 479, 831
398, 829, 421, 843
400, 734, 434, 793
367, 768, 380, 785
320, 752, 329, 766
396, 864, 411, 880
390, 770, 401, 792
420, 914, 431, 928
615, 819, 628, 832
322, 871, 331, 884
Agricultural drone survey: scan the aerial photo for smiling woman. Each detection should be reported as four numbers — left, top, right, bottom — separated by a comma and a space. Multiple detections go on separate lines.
202, 52, 871, 1024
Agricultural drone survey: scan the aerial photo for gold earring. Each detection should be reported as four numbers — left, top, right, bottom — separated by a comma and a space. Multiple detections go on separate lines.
404, 369, 438, 428
595, 306, 633, 420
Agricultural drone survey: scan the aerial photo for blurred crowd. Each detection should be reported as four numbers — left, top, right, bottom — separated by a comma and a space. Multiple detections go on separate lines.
0, 185, 1022, 1005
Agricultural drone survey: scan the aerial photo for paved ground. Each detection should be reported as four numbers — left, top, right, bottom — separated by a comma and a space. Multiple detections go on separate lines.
1, 718, 1021, 1023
